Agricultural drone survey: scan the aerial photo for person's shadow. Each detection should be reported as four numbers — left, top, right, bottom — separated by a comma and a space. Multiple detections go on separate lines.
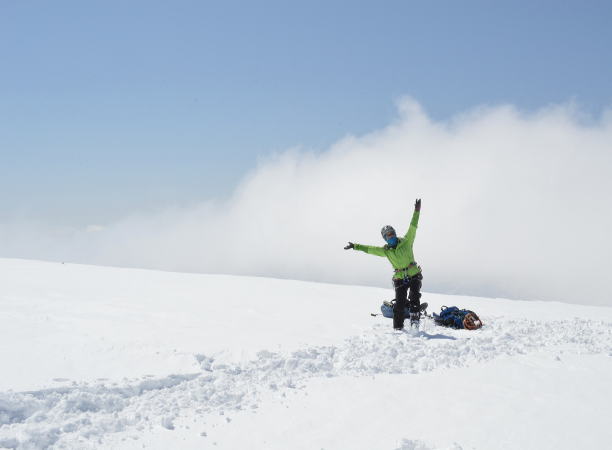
417, 331, 457, 340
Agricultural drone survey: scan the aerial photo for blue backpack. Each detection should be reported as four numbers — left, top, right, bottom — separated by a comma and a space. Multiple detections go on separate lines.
432, 306, 483, 330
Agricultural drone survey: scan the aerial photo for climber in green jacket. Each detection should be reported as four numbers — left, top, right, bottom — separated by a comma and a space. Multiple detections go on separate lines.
344, 198, 423, 330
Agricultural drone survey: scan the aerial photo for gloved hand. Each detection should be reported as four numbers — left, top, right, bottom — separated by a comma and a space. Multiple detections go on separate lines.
415, 198, 421, 211
344, 242, 355, 250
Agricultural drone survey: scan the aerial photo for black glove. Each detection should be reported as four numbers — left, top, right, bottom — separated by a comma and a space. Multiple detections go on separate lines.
415, 198, 421, 211
344, 242, 355, 250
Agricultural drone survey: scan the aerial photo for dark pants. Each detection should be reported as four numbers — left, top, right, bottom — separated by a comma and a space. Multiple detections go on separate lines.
392, 272, 423, 329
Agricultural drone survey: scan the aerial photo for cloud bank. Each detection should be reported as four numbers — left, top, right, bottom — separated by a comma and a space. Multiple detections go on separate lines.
3, 99, 611, 306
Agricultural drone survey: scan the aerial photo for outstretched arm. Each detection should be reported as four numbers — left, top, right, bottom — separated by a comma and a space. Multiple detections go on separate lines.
404, 198, 421, 244
353, 243, 387, 256
344, 242, 386, 257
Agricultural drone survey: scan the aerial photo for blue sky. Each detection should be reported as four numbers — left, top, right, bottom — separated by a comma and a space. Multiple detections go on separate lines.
1, 0, 611, 226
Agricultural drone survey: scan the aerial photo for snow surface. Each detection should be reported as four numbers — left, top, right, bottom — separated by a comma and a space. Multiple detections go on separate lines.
0, 258, 611, 449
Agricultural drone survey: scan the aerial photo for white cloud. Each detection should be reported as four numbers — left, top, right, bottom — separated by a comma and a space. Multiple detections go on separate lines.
85, 225, 105, 233
2, 98, 611, 306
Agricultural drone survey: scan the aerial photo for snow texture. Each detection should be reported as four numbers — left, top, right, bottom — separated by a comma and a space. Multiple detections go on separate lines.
0, 258, 611, 449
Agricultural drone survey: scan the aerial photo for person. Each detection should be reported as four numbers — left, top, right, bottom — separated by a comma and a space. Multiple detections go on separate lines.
344, 199, 423, 330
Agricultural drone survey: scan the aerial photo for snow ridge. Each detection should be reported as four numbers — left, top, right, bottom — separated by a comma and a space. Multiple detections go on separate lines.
1, 317, 610, 449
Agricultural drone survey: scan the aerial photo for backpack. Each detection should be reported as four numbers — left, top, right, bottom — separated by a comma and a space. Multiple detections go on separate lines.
432, 306, 483, 330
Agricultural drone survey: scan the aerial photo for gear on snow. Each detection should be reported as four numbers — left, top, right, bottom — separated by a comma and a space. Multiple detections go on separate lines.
380, 301, 429, 319
432, 306, 483, 330
378, 302, 483, 330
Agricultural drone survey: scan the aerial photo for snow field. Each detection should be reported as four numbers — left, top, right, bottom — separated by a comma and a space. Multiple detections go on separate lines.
1, 316, 610, 448
0, 258, 611, 449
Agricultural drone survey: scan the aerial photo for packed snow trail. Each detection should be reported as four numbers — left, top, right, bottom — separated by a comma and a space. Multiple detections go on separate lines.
1, 316, 610, 449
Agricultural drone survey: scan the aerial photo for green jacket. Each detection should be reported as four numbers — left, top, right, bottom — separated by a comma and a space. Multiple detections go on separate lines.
353, 210, 421, 279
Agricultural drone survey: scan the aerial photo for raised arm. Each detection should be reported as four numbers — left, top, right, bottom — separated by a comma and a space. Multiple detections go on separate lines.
404, 199, 421, 245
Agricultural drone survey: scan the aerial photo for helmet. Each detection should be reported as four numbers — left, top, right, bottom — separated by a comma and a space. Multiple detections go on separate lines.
380, 225, 396, 240
463, 312, 483, 330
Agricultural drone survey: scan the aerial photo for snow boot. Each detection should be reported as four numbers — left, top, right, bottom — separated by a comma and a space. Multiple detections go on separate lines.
393, 311, 404, 330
